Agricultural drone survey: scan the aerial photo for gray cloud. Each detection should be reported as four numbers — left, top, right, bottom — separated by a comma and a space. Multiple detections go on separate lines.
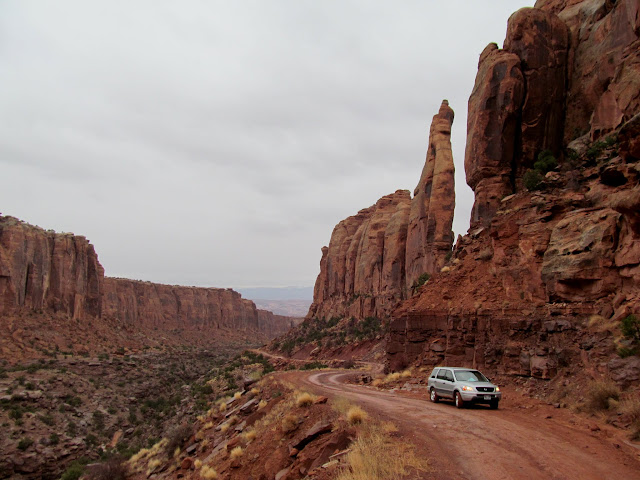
0, 0, 533, 288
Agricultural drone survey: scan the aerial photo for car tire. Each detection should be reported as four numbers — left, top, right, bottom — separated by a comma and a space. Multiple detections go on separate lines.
490, 400, 499, 410
430, 388, 439, 403
455, 391, 464, 409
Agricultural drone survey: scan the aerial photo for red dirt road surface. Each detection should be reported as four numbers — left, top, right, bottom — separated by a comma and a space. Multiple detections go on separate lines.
287, 370, 640, 480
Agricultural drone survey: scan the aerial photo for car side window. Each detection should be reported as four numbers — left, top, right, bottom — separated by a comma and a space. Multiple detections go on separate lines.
430, 369, 439, 378
445, 370, 454, 382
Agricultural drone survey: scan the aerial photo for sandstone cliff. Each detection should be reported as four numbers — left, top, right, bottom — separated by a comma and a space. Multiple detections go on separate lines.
388, 0, 640, 386
308, 100, 455, 321
0, 215, 292, 360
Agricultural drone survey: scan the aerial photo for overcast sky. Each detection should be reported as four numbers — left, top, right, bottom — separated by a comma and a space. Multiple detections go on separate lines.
0, 1, 533, 289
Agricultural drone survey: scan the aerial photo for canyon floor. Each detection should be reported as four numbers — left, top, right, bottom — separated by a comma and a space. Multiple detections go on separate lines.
284, 368, 640, 480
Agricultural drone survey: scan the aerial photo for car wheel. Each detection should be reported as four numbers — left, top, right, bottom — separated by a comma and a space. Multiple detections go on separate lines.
455, 391, 464, 409
430, 388, 439, 403
490, 400, 499, 410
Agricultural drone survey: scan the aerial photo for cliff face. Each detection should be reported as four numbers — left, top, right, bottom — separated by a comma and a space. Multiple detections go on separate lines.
466, 1, 639, 227
0, 215, 292, 360
102, 278, 293, 338
388, 0, 640, 385
0, 217, 103, 319
308, 100, 455, 321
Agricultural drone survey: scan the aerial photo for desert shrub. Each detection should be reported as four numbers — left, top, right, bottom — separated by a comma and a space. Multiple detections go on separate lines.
621, 315, 640, 343
258, 399, 268, 409
347, 406, 368, 425
534, 150, 557, 173
617, 346, 638, 358
295, 392, 315, 407
230, 446, 243, 459
400, 370, 412, 379
585, 381, 620, 412
61, 462, 86, 480
200, 464, 218, 479
49, 433, 60, 445
523, 169, 543, 191
17, 437, 33, 451
586, 140, 607, 162
282, 414, 300, 433
300, 362, 328, 370
85, 456, 128, 480
243, 429, 257, 443
165, 423, 192, 457
412, 273, 430, 290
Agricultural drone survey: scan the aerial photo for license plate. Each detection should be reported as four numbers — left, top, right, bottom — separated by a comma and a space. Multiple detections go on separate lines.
483, 395, 492, 400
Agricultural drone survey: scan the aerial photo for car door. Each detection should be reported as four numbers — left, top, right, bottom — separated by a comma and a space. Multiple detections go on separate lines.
437, 369, 453, 398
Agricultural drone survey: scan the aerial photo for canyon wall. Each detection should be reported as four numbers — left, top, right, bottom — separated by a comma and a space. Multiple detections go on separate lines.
102, 278, 293, 338
0, 215, 293, 356
388, 0, 640, 383
308, 100, 455, 321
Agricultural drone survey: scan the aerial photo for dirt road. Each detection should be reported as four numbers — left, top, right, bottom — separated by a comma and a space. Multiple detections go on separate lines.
289, 369, 640, 480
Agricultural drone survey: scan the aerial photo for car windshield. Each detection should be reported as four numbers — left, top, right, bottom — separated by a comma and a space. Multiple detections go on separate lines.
454, 370, 489, 382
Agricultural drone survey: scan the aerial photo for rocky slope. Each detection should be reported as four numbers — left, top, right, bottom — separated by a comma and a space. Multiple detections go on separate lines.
0, 215, 293, 361
388, 0, 640, 385
308, 100, 456, 321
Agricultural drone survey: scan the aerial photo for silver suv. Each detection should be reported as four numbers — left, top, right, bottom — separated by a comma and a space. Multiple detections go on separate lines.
427, 367, 502, 409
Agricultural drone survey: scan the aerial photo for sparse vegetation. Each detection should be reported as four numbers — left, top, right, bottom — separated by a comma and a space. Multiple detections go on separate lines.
347, 406, 368, 425
200, 464, 218, 479
585, 381, 620, 412
282, 414, 300, 433
295, 392, 315, 407
230, 446, 243, 460
335, 422, 429, 480
85, 456, 128, 480
164, 423, 192, 457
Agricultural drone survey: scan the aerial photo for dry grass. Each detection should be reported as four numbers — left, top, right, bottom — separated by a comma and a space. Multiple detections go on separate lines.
347, 406, 368, 425
585, 381, 621, 412
371, 379, 383, 388
587, 315, 619, 333
234, 392, 242, 400
282, 414, 300, 433
251, 388, 260, 395
220, 424, 230, 433
400, 369, 412, 378
383, 372, 401, 383
200, 464, 218, 479
242, 429, 257, 443
335, 423, 429, 480
194, 459, 202, 469
258, 399, 268, 409
230, 446, 243, 460
203, 421, 214, 430
296, 392, 315, 407
200, 438, 210, 450
228, 415, 239, 425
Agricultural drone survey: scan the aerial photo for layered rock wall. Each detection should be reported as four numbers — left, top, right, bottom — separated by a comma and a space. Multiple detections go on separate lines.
0, 215, 292, 350
466, 1, 639, 226
309, 101, 456, 321
103, 278, 293, 338
0, 216, 103, 319
388, 0, 640, 384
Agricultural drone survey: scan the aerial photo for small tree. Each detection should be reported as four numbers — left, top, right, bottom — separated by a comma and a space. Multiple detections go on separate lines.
621, 315, 640, 343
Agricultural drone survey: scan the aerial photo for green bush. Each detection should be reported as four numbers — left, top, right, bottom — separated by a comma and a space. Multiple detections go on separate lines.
534, 150, 557, 173
523, 169, 543, 191
17, 437, 33, 451
621, 315, 640, 343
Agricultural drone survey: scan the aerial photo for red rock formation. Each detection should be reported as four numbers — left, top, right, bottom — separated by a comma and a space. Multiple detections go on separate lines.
465, 44, 525, 225
466, 7, 570, 225
0, 216, 103, 319
308, 190, 412, 320
388, 1, 640, 389
0, 214, 293, 359
309, 102, 456, 321
405, 100, 456, 288
102, 277, 292, 338
535, 0, 640, 141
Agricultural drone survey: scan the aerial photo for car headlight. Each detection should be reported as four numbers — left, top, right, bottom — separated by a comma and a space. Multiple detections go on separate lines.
461, 386, 474, 392
495, 386, 500, 392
